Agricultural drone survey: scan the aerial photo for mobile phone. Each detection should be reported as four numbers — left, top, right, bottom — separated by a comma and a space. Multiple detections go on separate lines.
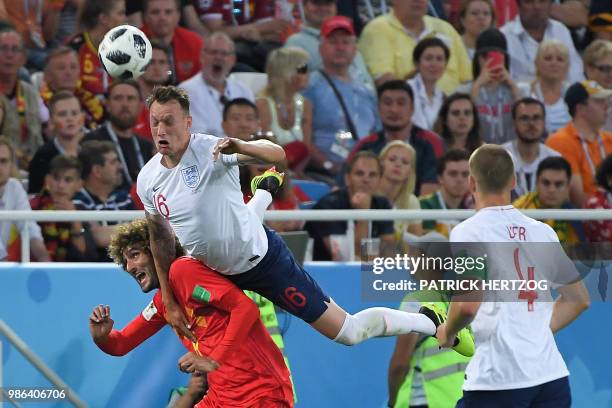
486, 51, 504, 71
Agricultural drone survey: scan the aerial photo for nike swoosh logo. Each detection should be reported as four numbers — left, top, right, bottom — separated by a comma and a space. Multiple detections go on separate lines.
152, 185, 162, 193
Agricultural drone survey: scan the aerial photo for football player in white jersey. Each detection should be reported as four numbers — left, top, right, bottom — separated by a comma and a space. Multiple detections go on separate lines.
435, 145, 590, 407
137, 86, 475, 360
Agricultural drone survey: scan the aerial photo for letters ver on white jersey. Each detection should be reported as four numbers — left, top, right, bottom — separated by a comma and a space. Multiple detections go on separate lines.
450, 205, 570, 391
137, 133, 268, 274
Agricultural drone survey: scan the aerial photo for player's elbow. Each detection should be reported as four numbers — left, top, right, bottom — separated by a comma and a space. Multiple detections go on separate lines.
458, 302, 480, 320
270, 144, 286, 164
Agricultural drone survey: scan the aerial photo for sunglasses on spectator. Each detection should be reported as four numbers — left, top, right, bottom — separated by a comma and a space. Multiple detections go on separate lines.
296, 64, 308, 74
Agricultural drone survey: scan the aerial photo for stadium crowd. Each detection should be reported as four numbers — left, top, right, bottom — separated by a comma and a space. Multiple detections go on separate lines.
0, 0, 610, 262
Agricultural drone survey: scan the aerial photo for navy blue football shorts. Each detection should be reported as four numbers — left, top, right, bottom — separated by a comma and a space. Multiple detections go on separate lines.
227, 226, 330, 323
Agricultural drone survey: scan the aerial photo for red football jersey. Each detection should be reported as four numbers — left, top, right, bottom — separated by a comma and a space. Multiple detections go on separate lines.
99, 257, 293, 407
66, 32, 110, 97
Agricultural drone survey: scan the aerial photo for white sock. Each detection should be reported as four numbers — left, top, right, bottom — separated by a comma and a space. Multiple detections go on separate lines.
247, 190, 272, 222
333, 308, 436, 346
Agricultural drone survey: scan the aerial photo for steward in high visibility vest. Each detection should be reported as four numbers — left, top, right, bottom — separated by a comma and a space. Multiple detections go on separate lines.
245, 290, 297, 402
388, 291, 470, 408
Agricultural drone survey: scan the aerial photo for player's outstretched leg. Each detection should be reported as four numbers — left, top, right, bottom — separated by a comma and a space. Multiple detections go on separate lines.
247, 167, 285, 222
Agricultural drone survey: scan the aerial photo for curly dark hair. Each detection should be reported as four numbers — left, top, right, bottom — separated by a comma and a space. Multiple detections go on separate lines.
108, 219, 184, 269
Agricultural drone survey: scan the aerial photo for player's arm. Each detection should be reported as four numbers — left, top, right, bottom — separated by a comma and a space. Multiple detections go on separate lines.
89, 304, 165, 356
550, 280, 590, 333
212, 137, 285, 165
146, 212, 197, 342
388, 333, 419, 407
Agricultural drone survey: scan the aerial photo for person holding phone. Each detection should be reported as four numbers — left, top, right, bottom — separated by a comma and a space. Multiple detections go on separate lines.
459, 28, 521, 145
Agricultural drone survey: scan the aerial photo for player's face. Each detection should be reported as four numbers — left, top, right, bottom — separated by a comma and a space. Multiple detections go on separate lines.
439, 160, 470, 198
150, 100, 192, 159
46, 169, 81, 201
0, 145, 12, 188
106, 84, 141, 130
346, 157, 380, 195
50, 97, 84, 139
381, 146, 412, 184
536, 169, 569, 208
379, 90, 413, 131
222, 105, 259, 140
45, 52, 80, 91
123, 246, 159, 293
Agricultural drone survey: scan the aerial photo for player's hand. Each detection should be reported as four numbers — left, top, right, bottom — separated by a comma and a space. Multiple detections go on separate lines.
178, 352, 220, 373
89, 304, 114, 341
185, 372, 208, 400
164, 299, 197, 343
212, 137, 244, 161
435, 322, 455, 348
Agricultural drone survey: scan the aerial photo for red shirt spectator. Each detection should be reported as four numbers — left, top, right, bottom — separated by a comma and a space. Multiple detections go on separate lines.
583, 187, 612, 242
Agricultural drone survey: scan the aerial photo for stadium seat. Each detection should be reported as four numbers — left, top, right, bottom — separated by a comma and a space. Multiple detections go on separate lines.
292, 179, 331, 209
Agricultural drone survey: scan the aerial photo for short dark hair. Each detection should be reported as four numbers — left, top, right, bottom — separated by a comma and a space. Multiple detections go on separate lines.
596, 154, 612, 192
44, 45, 77, 68
536, 156, 572, 181
78, 0, 123, 30
413, 37, 450, 65
377, 80, 414, 103
512, 97, 546, 120
437, 149, 470, 175
347, 151, 381, 174
143, 0, 181, 13
79, 140, 116, 180
150, 40, 171, 57
146, 85, 190, 114
49, 90, 81, 115
107, 79, 142, 99
49, 155, 82, 176
222, 97, 258, 121
433, 92, 482, 154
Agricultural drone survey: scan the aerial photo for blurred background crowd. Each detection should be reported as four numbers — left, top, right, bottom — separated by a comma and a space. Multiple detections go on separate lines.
0, 0, 611, 263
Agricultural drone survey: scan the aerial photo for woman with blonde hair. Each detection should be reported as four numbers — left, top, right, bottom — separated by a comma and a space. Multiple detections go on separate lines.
518, 39, 571, 134
377, 141, 423, 237
256, 46, 313, 176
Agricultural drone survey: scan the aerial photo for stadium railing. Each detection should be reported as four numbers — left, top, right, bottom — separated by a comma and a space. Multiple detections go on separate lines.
2, 209, 611, 262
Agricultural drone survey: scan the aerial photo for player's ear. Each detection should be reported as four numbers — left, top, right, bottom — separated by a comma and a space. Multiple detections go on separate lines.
510, 174, 517, 189
468, 175, 477, 194
185, 115, 192, 129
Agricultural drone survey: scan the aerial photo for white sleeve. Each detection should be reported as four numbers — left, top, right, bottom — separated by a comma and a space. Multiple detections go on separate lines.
10, 180, 43, 240
136, 171, 158, 215
220, 153, 239, 167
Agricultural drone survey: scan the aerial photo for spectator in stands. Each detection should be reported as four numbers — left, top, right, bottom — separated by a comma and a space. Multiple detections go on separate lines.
587, 0, 612, 42
500, 0, 583, 83
74, 140, 134, 262
514, 156, 586, 244
53, 0, 83, 45
0, 25, 46, 170
407, 37, 450, 131
67, 0, 126, 97
30, 155, 87, 261
284, 0, 374, 91
458, 0, 495, 58
180, 32, 253, 137
584, 154, 612, 242
461, 28, 520, 144
377, 141, 423, 237
134, 42, 171, 140
256, 47, 312, 175
83, 80, 153, 193
517, 40, 571, 135
28, 91, 84, 194
303, 16, 379, 177
187, 0, 294, 72
350, 80, 441, 196
0, 136, 49, 261
41, 46, 105, 130
583, 40, 612, 132
304, 151, 394, 261
433, 92, 482, 154
0, 0, 64, 70
547, 81, 612, 206
420, 149, 473, 238
141, 0, 203, 84
503, 97, 560, 199
222, 98, 261, 141
358, 0, 471, 93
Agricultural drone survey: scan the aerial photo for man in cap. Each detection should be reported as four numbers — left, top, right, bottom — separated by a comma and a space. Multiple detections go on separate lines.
546, 80, 612, 206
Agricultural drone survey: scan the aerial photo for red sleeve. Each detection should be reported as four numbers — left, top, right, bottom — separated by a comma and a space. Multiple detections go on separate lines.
169, 258, 260, 364
97, 295, 166, 356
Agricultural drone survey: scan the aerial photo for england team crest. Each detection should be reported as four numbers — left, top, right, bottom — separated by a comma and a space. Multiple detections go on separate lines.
181, 165, 200, 189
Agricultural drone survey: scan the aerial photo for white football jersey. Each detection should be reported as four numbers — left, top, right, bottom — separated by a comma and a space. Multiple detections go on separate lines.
137, 133, 268, 274
450, 205, 570, 390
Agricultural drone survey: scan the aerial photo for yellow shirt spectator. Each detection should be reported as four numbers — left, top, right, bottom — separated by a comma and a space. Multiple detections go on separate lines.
358, 11, 472, 94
